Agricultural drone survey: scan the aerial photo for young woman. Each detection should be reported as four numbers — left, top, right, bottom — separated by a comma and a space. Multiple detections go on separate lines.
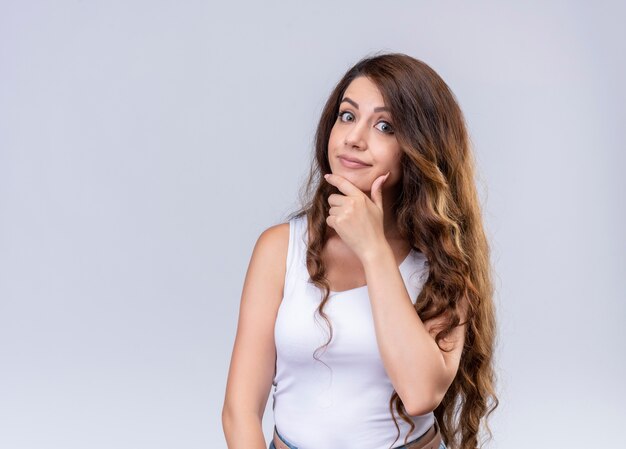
222, 52, 499, 449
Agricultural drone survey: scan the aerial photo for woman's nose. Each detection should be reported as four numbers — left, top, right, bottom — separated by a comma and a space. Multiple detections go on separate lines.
344, 121, 368, 149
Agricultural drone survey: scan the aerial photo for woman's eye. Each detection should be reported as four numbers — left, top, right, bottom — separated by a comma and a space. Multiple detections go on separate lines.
376, 121, 395, 134
337, 110, 394, 135
337, 110, 354, 122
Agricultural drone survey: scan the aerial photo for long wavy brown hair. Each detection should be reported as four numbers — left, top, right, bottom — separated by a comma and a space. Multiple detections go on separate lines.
283, 51, 499, 449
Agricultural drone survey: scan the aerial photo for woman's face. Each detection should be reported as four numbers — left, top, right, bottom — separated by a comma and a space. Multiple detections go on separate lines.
328, 76, 402, 193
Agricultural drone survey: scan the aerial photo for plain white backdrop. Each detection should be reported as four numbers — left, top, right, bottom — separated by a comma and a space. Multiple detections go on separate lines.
1, 1, 624, 448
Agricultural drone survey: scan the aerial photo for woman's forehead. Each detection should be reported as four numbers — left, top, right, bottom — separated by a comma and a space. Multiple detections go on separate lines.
342, 77, 387, 110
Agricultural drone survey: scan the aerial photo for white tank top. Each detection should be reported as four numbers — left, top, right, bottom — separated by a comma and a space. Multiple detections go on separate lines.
272, 214, 435, 449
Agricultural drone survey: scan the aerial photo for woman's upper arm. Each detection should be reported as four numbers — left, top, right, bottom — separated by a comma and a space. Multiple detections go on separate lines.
222, 223, 290, 420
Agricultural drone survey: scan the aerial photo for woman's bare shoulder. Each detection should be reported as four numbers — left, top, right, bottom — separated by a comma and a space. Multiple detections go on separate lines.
247, 222, 290, 297
255, 222, 290, 259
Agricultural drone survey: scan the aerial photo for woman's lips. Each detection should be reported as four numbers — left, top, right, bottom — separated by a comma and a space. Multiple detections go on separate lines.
338, 156, 371, 169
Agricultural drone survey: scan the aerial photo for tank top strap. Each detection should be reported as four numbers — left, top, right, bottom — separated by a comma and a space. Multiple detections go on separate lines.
283, 215, 308, 297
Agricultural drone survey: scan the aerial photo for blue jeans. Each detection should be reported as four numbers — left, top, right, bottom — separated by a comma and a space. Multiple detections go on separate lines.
268, 425, 448, 449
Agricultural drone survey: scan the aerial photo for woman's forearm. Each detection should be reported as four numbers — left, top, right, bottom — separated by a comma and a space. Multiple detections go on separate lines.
222, 410, 267, 449
361, 242, 446, 415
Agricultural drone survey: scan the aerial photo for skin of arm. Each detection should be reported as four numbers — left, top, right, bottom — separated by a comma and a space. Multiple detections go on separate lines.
222, 224, 289, 448
361, 241, 468, 417
222, 412, 266, 449
321, 172, 467, 416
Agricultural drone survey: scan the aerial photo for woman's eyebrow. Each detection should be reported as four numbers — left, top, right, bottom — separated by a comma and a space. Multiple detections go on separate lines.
341, 96, 389, 112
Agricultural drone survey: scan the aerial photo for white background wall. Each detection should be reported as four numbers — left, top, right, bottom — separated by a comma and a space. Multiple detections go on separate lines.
1, 1, 624, 448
